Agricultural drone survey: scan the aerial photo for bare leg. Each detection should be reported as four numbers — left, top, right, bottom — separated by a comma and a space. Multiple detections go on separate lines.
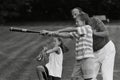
36, 66, 46, 80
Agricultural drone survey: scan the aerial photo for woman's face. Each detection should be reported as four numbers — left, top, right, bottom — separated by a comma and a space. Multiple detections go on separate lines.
72, 8, 80, 19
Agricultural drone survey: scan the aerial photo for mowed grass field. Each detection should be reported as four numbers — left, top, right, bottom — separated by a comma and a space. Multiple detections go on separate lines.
0, 22, 120, 80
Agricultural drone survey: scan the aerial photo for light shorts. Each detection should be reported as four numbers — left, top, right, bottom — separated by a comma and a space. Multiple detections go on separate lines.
71, 57, 96, 79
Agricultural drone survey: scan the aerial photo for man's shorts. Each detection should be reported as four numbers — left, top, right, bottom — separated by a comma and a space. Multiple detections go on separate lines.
71, 57, 96, 79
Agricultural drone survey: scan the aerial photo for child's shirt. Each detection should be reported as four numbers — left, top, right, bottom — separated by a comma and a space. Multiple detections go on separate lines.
71, 25, 94, 60
45, 47, 63, 77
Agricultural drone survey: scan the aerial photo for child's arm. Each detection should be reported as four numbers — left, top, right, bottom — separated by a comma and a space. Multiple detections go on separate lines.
56, 27, 77, 33
46, 47, 60, 54
41, 30, 74, 39
36, 47, 48, 61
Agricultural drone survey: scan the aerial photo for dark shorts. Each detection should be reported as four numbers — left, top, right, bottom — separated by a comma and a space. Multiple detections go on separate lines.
49, 76, 61, 80
43, 66, 49, 80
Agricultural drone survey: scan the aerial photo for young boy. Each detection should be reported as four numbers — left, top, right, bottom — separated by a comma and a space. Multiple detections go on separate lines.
41, 14, 96, 80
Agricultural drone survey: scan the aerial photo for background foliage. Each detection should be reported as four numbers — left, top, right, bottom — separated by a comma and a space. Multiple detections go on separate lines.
0, 0, 120, 23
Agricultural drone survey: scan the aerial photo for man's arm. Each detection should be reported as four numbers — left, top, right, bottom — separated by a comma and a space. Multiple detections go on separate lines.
93, 30, 109, 37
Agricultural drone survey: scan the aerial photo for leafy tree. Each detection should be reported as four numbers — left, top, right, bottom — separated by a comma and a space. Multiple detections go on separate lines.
0, 0, 35, 23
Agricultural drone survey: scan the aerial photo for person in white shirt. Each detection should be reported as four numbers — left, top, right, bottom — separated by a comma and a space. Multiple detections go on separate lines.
36, 37, 69, 80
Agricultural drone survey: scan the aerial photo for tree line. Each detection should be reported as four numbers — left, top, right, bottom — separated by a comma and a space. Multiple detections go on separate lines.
0, 0, 120, 23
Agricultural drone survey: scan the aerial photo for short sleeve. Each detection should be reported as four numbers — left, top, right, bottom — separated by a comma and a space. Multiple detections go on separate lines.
77, 27, 87, 35
91, 17, 107, 32
69, 32, 79, 39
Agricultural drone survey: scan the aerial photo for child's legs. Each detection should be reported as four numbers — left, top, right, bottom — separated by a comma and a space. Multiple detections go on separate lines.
71, 60, 83, 80
84, 78, 94, 80
71, 58, 96, 80
49, 76, 61, 80
36, 65, 48, 80
81, 58, 96, 80
101, 41, 116, 80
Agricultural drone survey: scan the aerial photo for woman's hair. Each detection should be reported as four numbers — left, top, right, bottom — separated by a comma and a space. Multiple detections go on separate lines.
57, 38, 69, 53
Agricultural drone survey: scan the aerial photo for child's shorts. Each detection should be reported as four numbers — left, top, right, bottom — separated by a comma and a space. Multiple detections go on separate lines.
42, 66, 61, 80
71, 57, 96, 79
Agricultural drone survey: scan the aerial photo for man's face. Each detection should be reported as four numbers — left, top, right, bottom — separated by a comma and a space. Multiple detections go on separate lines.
72, 8, 80, 19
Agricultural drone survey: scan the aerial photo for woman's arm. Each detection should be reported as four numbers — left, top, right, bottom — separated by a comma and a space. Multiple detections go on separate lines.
41, 30, 74, 39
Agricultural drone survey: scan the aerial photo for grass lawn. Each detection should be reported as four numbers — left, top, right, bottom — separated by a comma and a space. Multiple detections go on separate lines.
0, 21, 120, 80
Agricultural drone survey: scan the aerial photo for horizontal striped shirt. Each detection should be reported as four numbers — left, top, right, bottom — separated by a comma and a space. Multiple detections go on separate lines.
71, 25, 94, 60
